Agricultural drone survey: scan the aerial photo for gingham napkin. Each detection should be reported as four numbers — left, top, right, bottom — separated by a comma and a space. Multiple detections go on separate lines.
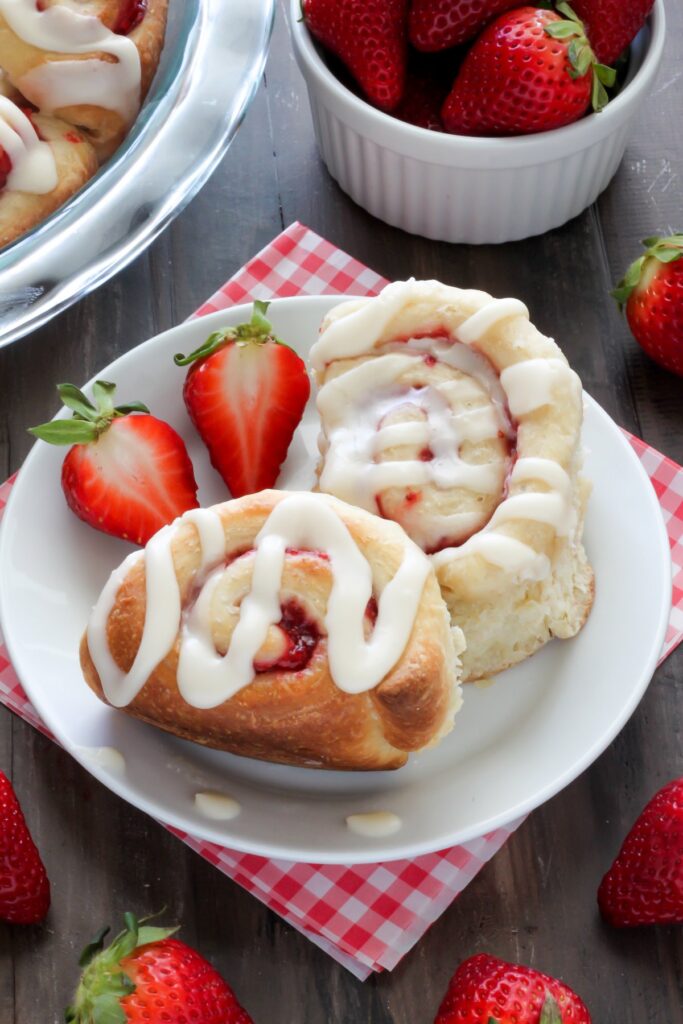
1, 223, 681, 980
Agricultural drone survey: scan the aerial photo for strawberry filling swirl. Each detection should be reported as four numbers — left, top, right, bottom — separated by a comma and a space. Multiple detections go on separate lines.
317, 334, 517, 555
193, 547, 379, 677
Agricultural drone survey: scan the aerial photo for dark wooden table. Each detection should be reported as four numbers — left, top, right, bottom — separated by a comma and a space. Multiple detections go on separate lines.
2, 2, 682, 1020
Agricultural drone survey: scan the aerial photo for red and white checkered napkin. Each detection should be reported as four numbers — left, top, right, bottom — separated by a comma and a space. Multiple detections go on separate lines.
1, 222, 682, 979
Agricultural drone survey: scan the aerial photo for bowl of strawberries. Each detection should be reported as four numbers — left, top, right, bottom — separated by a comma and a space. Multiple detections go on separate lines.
290, 0, 665, 244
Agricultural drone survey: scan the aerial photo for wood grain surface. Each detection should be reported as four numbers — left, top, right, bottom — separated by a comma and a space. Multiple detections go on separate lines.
1, 1, 682, 1020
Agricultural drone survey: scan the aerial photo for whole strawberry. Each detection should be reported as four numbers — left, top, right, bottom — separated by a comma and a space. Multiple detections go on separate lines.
29, 381, 199, 545
393, 69, 446, 130
302, 0, 408, 111
409, 0, 519, 52
175, 301, 310, 498
435, 953, 591, 1024
598, 778, 683, 927
571, 0, 655, 65
66, 913, 253, 1023
441, 4, 616, 137
0, 771, 50, 925
612, 233, 683, 377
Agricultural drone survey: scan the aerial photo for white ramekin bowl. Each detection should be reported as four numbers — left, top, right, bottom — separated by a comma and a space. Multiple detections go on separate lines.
290, 0, 665, 244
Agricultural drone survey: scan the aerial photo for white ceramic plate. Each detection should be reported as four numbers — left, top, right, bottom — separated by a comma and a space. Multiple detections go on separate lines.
0, 296, 671, 863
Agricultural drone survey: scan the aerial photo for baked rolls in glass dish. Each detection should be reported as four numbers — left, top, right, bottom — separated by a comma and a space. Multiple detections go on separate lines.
311, 280, 594, 682
0, 0, 168, 245
80, 490, 464, 771
0, 93, 97, 247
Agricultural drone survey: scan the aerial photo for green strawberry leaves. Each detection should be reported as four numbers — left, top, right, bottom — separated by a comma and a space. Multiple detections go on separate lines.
540, 992, 564, 1023
484, 991, 563, 1024
66, 914, 178, 1024
545, 2, 616, 111
174, 300, 289, 366
612, 233, 683, 308
29, 382, 150, 447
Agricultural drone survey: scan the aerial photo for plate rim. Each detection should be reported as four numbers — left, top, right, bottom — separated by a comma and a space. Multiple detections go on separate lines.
0, 295, 673, 863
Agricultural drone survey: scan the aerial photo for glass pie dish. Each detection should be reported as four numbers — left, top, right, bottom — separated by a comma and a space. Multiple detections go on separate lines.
0, 0, 275, 350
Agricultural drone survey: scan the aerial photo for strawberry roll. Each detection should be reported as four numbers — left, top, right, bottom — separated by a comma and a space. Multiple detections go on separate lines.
0, 93, 97, 248
0, 0, 168, 161
311, 280, 594, 681
81, 491, 463, 771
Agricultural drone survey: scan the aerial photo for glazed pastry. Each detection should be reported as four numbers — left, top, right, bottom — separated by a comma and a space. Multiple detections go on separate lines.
80, 490, 463, 771
311, 280, 594, 681
0, 0, 169, 161
0, 94, 97, 248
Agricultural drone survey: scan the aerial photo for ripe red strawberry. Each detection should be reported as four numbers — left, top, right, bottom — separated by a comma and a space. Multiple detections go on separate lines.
441, 4, 616, 137
175, 301, 310, 498
0, 771, 50, 925
66, 913, 253, 1023
435, 953, 591, 1024
29, 381, 199, 545
409, 0, 519, 52
612, 233, 683, 377
302, 0, 408, 111
393, 69, 446, 130
570, 0, 654, 65
598, 778, 683, 927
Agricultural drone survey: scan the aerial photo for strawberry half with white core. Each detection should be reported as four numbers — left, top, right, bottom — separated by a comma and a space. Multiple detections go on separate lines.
612, 233, 683, 377
67, 913, 254, 1024
29, 381, 199, 546
441, 3, 616, 137
175, 301, 311, 498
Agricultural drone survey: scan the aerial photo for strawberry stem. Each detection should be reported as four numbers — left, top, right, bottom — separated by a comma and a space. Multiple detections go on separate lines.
539, 992, 564, 1024
544, 2, 615, 111
66, 914, 178, 1024
174, 301, 281, 366
29, 382, 150, 446
612, 233, 683, 308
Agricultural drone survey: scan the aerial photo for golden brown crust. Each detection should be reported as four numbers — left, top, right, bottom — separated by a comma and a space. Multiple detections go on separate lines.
0, 110, 98, 249
80, 491, 462, 771
0, 0, 169, 161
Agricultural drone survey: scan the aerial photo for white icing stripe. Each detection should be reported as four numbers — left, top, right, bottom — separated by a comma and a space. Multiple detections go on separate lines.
0, 96, 57, 193
88, 495, 431, 710
500, 359, 580, 416
346, 812, 402, 837
489, 493, 571, 535
432, 534, 550, 580
316, 349, 505, 546
511, 457, 572, 498
455, 298, 528, 343
0, 0, 141, 121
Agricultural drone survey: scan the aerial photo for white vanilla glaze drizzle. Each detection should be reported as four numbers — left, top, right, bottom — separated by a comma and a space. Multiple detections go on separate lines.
75, 745, 126, 775
346, 812, 402, 838
313, 280, 583, 578
500, 359, 581, 416
88, 494, 431, 710
194, 792, 241, 821
0, 95, 57, 193
0, 0, 142, 121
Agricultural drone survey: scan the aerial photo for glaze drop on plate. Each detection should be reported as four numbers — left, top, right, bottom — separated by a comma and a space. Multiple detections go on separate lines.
194, 791, 241, 821
76, 745, 126, 775
346, 812, 402, 838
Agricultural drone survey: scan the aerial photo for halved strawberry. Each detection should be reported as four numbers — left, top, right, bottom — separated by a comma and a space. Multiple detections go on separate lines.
29, 381, 199, 545
175, 302, 310, 498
